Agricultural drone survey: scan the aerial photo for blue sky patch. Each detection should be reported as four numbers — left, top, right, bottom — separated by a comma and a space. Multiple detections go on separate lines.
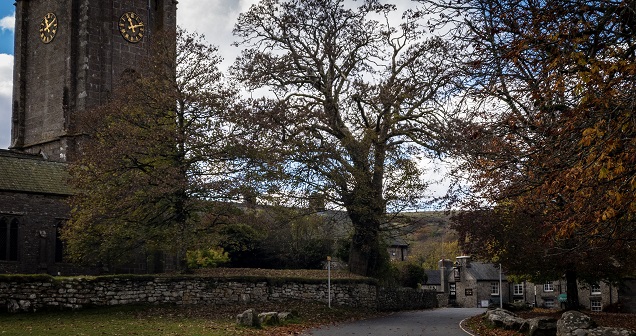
0, 3, 14, 55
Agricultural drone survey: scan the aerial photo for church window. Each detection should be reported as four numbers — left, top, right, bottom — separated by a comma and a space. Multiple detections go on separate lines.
0, 216, 19, 261
55, 221, 65, 263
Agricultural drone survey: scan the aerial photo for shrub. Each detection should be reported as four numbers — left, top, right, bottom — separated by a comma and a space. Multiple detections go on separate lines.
217, 224, 265, 268
400, 263, 427, 289
186, 247, 230, 269
381, 262, 427, 289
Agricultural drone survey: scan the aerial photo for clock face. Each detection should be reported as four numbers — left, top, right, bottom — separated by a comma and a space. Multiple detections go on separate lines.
39, 13, 58, 44
119, 12, 145, 43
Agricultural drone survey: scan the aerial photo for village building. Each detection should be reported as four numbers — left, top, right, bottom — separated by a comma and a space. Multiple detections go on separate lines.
429, 255, 625, 312
387, 238, 409, 262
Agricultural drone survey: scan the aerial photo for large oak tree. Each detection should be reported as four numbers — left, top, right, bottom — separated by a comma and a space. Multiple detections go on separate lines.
229, 0, 459, 276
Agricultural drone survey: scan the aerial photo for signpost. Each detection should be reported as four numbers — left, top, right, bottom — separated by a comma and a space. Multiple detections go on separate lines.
327, 256, 332, 308
499, 264, 503, 309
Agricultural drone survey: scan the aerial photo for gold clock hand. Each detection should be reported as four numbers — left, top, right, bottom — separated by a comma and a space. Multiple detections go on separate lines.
45, 17, 56, 31
129, 23, 144, 30
127, 17, 137, 32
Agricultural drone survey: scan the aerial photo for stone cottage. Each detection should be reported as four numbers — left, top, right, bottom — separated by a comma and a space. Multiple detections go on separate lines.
447, 256, 509, 308
429, 255, 623, 312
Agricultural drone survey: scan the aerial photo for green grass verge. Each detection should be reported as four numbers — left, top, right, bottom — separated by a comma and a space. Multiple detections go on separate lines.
0, 301, 382, 336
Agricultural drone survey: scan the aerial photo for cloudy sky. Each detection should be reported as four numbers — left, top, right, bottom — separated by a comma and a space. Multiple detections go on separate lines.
0, 1, 13, 150
0, 1, 451, 202
0, 0, 263, 149
0, 0, 420, 150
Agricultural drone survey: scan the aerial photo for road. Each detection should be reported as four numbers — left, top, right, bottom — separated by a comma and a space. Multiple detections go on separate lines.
302, 308, 486, 336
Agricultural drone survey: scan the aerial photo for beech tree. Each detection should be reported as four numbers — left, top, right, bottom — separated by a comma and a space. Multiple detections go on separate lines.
421, 0, 636, 308
64, 30, 237, 268
229, 0, 459, 276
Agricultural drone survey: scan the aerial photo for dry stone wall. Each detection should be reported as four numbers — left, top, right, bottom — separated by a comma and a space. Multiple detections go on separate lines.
377, 287, 438, 311
0, 275, 436, 312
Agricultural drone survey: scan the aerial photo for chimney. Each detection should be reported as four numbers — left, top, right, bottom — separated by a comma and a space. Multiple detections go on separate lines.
438, 259, 453, 293
456, 255, 471, 268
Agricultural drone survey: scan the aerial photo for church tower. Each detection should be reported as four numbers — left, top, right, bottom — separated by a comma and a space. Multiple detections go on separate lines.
10, 0, 177, 162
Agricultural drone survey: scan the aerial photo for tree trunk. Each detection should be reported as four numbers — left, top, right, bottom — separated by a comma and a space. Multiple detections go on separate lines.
343, 157, 387, 277
345, 194, 386, 277
565, 268, 580, 310
348, 227, 382, 276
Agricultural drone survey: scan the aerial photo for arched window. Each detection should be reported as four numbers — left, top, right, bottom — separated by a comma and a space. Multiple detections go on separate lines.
0, 216, 19, 261
55, 221, 65, 263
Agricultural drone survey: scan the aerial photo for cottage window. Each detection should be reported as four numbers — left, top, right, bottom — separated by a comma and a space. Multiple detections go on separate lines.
590, 299, 602, 312
591, 284, 601, 295
513, 283, 524, 296
544, 298, 555, 308
0, 216, 19, 261
544, 282, 554, 292
491, 282, 500, 296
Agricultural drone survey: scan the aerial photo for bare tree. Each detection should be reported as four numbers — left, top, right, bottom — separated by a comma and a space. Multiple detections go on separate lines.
229, 0, 459, 276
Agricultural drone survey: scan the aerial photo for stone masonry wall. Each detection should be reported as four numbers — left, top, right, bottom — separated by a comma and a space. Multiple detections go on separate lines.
0, 276, 437, 312
377, 287, 438, 311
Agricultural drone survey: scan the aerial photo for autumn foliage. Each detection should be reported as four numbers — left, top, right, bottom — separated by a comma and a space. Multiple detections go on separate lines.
421, 0, 636, 297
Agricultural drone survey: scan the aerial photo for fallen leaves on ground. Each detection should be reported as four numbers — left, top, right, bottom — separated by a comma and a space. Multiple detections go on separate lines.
133, 300, 388, 336
462, 309, 636, 336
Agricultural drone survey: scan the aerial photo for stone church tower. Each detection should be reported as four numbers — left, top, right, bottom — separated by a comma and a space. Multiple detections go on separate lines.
9, 0, 177, 162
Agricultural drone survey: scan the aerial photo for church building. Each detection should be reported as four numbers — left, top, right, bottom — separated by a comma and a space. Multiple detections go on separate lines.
1, 0, 177, 274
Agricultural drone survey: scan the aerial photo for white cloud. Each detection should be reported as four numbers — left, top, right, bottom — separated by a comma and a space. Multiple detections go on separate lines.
176, 0, 421, 71
0, 54, 13, 149
0, 13, 15, 32
178, 0, 259, 70
0, 1, 425, 150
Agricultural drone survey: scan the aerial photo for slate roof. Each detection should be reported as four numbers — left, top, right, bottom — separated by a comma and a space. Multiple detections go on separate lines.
425, 270, 441, 285
0, 149, 73, 195
466, 262, 507, 281
388, 237, 409, 247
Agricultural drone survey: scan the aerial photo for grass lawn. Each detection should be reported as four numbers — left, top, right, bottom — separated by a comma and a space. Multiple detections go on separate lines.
0, 306, 227, 336
0, 301, 382, 336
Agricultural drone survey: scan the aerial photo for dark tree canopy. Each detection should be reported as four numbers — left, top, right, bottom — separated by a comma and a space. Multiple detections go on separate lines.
229, 0, 460, 276
64, 29, 237, 268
